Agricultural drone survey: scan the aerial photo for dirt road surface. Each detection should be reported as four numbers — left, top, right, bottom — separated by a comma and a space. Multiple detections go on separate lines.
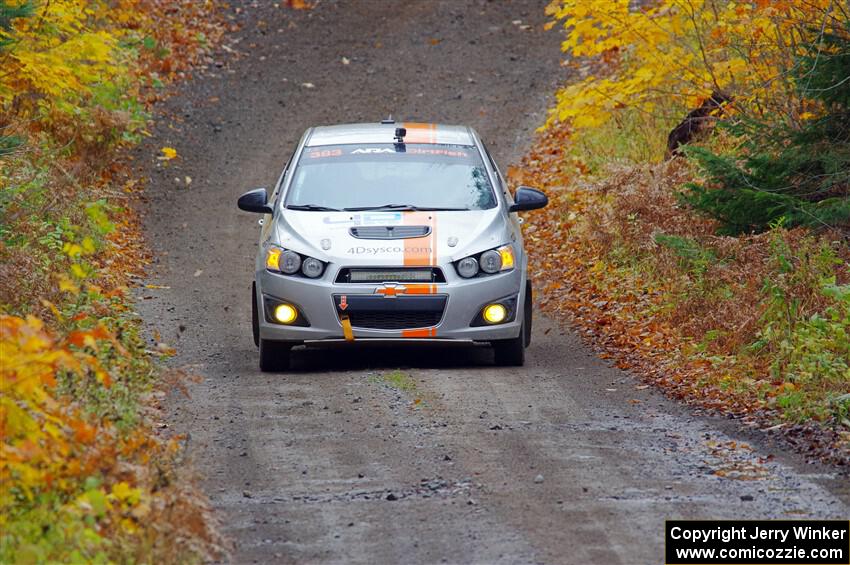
136, 1, 849, 563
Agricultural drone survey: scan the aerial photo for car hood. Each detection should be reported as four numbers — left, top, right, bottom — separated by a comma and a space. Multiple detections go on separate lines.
275, 209, 510, 266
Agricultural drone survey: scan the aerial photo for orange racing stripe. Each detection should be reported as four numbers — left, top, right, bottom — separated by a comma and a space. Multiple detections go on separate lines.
403, 283, 437, 295
402, 122, 437, 144
402, 211, 437, 267
374, 284, 436, 296
400, 207, 439, 337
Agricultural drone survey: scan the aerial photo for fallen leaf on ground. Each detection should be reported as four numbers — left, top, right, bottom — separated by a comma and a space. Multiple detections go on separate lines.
286, 0, 312, 9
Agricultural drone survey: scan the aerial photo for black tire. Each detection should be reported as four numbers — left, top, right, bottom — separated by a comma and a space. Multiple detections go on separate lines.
524, 280, 533, 348
251, 282, 260, 348
492, 320, 525, 367
259, 339, 292, 372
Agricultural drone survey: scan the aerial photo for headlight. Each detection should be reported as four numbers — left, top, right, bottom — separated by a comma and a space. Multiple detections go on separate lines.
301, 257, 324, 278
457, 256, 479, 278
265, 245, 324, 278
280, 250, 302, 274
455, 244, 515, 278
480, 250, 502, 273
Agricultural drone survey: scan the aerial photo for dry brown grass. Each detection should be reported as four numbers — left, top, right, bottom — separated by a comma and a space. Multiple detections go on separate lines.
515, 122, 849, 464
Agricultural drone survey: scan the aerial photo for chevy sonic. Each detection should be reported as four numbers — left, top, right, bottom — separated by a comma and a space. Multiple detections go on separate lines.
237, 121, 548, 371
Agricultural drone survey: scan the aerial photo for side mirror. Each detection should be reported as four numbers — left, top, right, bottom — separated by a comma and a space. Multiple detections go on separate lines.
237, 188, 273, 214
509, 186, 548, 213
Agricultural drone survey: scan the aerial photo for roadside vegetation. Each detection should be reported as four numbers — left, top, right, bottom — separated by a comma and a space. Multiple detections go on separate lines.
519, 0, 849, 463
1, 1, 226, 560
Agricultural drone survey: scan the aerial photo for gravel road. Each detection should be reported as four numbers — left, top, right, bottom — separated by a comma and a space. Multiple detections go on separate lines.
136, 1, 849, 563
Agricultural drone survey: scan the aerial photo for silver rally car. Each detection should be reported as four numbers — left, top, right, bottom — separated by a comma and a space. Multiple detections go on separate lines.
237, 121, 548, 371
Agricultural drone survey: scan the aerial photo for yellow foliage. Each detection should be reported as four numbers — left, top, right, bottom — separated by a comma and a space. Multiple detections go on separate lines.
159, 146, 178, 160
0, 316, 98, 496
0, 314, 162, 553
0, 1, 125, 117
111, 481, 138, 503
1, 0, 225, 559
545, 0, 848, 130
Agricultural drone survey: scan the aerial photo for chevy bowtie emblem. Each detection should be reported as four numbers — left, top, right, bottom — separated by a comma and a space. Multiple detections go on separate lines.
375, 284, 406, 297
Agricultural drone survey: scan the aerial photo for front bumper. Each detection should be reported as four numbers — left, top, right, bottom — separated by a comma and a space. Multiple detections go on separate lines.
256, 266, 525, 342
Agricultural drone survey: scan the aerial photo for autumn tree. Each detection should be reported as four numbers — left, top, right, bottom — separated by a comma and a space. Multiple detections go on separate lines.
547, 1, 844, 127
545, 0, 849, 231
684, 22, 850, 233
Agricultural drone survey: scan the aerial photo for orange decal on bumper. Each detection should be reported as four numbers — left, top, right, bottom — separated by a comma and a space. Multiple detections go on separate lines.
401, 327, 437, 338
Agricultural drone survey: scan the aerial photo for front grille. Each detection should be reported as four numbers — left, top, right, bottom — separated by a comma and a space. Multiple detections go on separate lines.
347, 310, 443, 330
334, 294, 446, 330
350, 225, 430, 239
336, 267, 446, 283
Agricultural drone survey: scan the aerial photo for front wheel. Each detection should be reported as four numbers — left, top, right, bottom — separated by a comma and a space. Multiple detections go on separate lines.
252, 282, 260, 348
259, 339, 292, 372
524, 280, 533, 347
492, 321, 525, 367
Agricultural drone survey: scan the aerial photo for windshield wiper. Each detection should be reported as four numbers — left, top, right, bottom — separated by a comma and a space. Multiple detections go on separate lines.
343, 204, 470, 212
286, 204, 341, 211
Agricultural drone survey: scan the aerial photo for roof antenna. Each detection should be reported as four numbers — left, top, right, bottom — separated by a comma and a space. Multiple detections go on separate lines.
381, 115, 395, 124
394, 127, 407, 143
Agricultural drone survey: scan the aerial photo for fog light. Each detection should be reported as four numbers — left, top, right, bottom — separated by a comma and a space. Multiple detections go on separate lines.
273, 303, 298, 324
482, 303, 507, 324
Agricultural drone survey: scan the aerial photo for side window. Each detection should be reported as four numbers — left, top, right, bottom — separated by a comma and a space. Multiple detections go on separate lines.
269, 150, 296, 208
481, 141, 512, 204
482, 143, 506, 184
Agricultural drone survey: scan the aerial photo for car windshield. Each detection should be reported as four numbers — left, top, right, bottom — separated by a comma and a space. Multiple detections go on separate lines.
284, 143, 496, 211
